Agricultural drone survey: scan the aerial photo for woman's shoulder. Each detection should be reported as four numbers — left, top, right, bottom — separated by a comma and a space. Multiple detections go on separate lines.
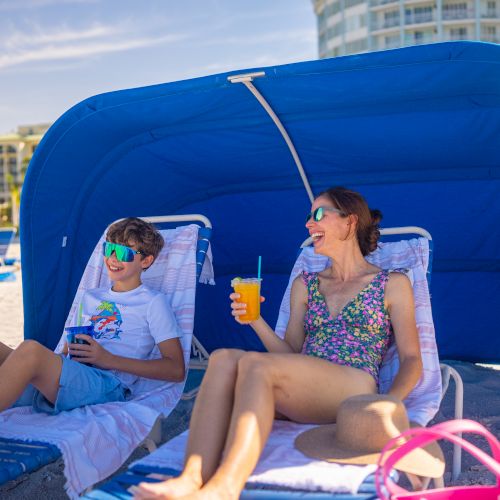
298, 270, 319, 285
300, 270, 319, 278
385, 269, 413, 295
385, 268, 411, 283
292, 272, 316, 292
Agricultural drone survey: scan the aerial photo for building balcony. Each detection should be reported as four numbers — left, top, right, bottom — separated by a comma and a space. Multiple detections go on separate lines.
481, 33, 500, 42
481, 10, 499, 18
442, 9, 476, 21
377, 38, 402, 49
404, 33, 437, 44
443, 33, 470, 40
372, 18, 401, 30
405, 12, 435, 24
370, 0, 398, 7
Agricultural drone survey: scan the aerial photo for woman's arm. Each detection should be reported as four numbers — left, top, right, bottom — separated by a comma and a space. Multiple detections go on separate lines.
231, 276, 308, 354
385, 272, 423, 400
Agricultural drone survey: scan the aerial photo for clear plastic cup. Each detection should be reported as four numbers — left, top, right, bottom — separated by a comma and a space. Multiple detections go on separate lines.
231, 278, 262, 322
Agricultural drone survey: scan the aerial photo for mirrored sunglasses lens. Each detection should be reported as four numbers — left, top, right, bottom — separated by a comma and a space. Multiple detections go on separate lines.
103, 242, 113, 257
314, 207, 324, 222
116, 245, 135, 262
113, 245, 125, 261
305, 212, 312, 224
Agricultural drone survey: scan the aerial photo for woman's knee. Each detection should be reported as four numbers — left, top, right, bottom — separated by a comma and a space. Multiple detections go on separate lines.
237, 352, 272, 381
207, 348, 245, 376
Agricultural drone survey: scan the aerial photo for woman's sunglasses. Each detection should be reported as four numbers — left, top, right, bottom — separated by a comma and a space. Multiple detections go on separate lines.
102, 242, 143, 262
305, 206, 344, 224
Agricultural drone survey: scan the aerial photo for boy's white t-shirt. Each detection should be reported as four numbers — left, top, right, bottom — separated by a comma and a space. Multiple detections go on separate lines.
78, 284, 182, 388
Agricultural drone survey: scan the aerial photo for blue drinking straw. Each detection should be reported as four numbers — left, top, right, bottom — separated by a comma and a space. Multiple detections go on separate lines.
257, 255, 262, 280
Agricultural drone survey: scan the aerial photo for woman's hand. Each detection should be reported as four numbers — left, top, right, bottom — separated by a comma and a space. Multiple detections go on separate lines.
229, 292, 265, 325
68, 335, 114, 368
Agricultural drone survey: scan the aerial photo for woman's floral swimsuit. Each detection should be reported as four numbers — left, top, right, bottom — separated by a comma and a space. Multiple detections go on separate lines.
301, 270, 400, 383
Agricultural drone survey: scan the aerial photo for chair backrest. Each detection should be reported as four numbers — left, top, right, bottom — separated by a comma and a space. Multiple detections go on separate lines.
0, 227, 15, 264
276, 228, 441, 426
54, 217, 214, 396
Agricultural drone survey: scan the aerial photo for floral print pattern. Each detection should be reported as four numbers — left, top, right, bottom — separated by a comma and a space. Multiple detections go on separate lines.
301, 270, 397, 382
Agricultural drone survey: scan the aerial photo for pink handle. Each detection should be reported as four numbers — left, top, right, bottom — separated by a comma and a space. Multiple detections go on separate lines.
376, 419, 500, 500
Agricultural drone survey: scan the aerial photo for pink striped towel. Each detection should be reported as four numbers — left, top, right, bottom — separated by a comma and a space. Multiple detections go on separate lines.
0, 224, 214, 499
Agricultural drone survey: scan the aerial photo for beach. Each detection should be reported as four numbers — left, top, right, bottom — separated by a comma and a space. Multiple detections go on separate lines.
0, 242, 499, 499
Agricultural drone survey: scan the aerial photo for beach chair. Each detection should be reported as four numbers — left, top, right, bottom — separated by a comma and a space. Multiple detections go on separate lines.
0, 215, 213, 498
84, 226, 464, 499
0, 227, 17, 282
0, 227, 15, 266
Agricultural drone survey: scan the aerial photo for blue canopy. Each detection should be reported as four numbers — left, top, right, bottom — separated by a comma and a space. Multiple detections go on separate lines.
21, 41, 500, 362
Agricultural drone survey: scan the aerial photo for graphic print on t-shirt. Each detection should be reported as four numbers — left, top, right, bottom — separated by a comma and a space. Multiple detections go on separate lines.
90, 301, 123, 340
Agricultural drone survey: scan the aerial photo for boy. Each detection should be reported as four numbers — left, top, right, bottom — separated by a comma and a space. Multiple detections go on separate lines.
0, 218, 185, 414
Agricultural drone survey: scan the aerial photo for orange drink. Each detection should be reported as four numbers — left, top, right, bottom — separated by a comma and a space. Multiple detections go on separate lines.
231, 278, 262, 322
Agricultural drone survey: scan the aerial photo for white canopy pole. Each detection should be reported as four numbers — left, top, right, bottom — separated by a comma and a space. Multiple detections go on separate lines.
228, 72, 315, 204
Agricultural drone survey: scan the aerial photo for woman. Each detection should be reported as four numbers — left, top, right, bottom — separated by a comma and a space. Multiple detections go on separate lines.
133, 186, 423, 499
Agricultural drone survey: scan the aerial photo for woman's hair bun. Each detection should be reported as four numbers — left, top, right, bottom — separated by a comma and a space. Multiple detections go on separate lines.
363, 208, 383, 255
370, 208, 383, 227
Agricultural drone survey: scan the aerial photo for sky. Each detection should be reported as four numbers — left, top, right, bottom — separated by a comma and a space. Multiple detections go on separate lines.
0, 0, 318, 134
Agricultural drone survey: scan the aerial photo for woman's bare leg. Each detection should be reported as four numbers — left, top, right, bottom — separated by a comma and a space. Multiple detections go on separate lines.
0, 341, 13, 366
133, 349, 247, 499
0, 340, 62, 411
195, 352, 376, 499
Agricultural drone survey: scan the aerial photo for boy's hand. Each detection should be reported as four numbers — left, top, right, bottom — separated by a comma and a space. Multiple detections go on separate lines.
69, 335, 114, 369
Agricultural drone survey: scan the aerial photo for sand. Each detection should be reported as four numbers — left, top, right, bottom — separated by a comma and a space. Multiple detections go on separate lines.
0, 242, 498, 498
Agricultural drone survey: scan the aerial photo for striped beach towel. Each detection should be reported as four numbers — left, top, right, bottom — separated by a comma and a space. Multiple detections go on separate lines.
0, 224, 213, 499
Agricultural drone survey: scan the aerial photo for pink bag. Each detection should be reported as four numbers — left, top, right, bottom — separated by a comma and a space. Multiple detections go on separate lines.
376, 419, 500, 499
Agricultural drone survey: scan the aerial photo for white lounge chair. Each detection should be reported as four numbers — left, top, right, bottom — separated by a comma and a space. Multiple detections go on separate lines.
0, 215, 213, 498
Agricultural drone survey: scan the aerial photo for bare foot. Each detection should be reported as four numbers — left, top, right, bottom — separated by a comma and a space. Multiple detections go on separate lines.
179, 481, 239, 500
131, 474, 202, 499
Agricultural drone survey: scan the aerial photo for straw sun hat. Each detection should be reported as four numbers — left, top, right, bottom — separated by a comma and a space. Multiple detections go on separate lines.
294, 394, 445, 478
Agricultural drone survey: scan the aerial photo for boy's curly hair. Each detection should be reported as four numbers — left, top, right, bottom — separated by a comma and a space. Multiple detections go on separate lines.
106, 217, 164, 260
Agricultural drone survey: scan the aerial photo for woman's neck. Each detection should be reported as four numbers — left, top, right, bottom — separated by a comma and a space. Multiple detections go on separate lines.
322, 242, 371, 281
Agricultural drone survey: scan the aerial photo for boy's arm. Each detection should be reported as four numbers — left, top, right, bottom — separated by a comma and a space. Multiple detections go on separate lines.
69, 336, 185, 382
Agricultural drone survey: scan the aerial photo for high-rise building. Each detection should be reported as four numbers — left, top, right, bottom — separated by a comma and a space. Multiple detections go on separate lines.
0, 124, 50, 224
0, 124, 50, 203
311, 0, 500, 56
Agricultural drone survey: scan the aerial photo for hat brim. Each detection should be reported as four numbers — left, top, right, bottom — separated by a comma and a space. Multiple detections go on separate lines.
294, 424, 445, 478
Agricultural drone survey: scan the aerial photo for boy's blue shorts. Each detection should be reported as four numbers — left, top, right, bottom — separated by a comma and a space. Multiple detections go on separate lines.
13, 355, 129, 414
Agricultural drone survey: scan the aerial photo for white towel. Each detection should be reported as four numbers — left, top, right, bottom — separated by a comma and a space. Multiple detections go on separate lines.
0, 224, 214, 499
275, 237, 441, 426
134, 420, 376, 494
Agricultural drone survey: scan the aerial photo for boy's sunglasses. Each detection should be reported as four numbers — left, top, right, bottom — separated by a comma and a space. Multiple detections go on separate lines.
305, 206, 344, 224
103, 242, 143, 262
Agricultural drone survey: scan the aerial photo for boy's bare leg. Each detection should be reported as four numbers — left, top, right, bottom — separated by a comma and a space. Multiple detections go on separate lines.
132, 349, 247, 499
0, 340, 63, 411
0, 341, 13, 365
194, 352, 376, 499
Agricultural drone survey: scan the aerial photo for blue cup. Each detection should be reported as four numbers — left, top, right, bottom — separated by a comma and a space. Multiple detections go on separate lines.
65, 325, 94, 364
65, 325, 94, 345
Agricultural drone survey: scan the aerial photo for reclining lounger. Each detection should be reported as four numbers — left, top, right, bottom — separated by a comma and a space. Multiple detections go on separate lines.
0, 215, 213, 498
